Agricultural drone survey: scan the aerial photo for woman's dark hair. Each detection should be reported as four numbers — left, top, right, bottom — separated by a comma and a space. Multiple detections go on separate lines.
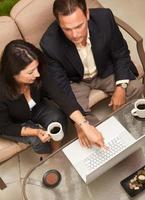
0, 39, 46, 100
53, 0, 87, 21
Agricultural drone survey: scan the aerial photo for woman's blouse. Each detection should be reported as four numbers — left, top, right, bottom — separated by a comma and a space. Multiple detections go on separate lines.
28, 99, 36, 110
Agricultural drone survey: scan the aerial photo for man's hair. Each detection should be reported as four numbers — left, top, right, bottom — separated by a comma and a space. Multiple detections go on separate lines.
53, 0, 87, 20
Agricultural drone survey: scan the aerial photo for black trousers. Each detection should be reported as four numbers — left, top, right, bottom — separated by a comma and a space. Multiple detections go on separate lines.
31, 98, 67, 133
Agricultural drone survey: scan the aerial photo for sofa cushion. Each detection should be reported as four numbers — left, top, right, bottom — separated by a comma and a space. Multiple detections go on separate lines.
10, 0, 55, 47
0, 16, 22, 57
86, 0, 103, 8
0, 138, 29, 163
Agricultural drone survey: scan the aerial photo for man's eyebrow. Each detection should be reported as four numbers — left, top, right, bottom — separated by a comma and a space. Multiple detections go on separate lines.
62, 22, 84, 30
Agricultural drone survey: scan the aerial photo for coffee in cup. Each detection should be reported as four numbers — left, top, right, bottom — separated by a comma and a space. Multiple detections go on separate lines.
46, 122, 64, 141
131, 99, 145, 118
137, 104, 145, 110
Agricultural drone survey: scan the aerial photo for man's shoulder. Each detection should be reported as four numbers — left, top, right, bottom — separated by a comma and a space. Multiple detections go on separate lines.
46, 20, 59, 32
41, 21, 59, 42
90, 8, 113, 20
40, 20, 65, 53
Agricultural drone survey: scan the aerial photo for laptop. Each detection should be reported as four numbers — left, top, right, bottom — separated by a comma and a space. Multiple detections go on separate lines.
63, 116, 145, 184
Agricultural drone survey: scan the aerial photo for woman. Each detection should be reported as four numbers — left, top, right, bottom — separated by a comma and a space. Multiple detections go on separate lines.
0, 40, 67, 154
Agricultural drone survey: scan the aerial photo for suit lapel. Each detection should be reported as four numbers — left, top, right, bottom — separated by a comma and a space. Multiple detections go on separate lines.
64, 41, 84, 76
88, 19, 104, 68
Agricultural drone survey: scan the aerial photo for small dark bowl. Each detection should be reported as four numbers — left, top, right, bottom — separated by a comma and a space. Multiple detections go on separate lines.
42, 169, 61, 188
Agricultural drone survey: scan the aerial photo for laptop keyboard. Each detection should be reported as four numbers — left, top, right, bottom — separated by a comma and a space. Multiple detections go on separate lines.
83, 134, 132, 171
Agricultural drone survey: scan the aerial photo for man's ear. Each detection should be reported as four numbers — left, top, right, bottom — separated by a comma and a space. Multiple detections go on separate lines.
86, 9, 90, 20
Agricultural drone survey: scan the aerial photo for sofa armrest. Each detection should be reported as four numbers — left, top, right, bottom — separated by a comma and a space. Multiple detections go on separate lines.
115, 16, 145, 75
0, 138, 29, 163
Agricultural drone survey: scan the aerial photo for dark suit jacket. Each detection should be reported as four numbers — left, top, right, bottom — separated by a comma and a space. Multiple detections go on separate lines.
0, 84, 42, 136
40, 8, 138, 116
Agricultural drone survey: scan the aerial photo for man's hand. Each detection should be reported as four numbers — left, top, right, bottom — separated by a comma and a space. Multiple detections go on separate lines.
108, 86, 126, 111
75, 122, 105, 148
70, 110, 106, 148
75, 123, 92, 148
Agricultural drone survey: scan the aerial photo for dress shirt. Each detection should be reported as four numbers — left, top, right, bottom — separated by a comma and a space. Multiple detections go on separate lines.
76, 31, 97, 80
76, 30, 129, 85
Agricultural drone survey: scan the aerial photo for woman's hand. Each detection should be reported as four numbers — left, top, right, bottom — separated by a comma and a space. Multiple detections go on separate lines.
21, 127, 51, 143
37, 129, 51, 143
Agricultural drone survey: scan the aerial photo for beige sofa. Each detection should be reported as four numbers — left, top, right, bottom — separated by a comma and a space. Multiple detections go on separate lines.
0, 0, 145, 163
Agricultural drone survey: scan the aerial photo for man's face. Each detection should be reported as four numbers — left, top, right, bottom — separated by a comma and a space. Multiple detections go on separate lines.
58, 7, 89, 46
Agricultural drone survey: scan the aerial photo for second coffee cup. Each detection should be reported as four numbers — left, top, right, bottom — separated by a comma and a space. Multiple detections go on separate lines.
46, 122, 64, 141
131, 99, 145, 118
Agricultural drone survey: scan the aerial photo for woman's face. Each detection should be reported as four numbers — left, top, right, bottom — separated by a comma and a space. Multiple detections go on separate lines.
14, 60, 40, 85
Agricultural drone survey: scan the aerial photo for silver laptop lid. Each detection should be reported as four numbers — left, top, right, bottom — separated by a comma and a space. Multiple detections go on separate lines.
63, 117, 145, 184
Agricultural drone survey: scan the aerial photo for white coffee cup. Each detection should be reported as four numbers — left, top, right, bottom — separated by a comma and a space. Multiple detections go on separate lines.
131, 99, 145, 118
46, 122, 64, 141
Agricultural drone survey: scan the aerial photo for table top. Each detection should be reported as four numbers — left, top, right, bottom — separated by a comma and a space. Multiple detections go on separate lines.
23, 100, 145, 200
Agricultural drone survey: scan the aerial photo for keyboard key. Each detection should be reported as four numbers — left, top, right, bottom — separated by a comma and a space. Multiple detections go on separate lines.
82, 134, 132, 171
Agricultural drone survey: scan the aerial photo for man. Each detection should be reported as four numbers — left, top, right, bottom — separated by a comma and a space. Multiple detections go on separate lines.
40, 0, 143, 148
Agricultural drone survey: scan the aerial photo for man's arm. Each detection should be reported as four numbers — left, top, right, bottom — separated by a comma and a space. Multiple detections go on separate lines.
41, 55, 84, 116
107, 9, 138, 110
41, 58, 105, 147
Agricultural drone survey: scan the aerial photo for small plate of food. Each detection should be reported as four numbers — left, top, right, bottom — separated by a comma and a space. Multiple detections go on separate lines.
120, 165, 145, 197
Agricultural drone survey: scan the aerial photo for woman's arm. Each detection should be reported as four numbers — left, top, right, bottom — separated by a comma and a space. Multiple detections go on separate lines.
21, 127, 50, 143
0, 101, 50, 143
